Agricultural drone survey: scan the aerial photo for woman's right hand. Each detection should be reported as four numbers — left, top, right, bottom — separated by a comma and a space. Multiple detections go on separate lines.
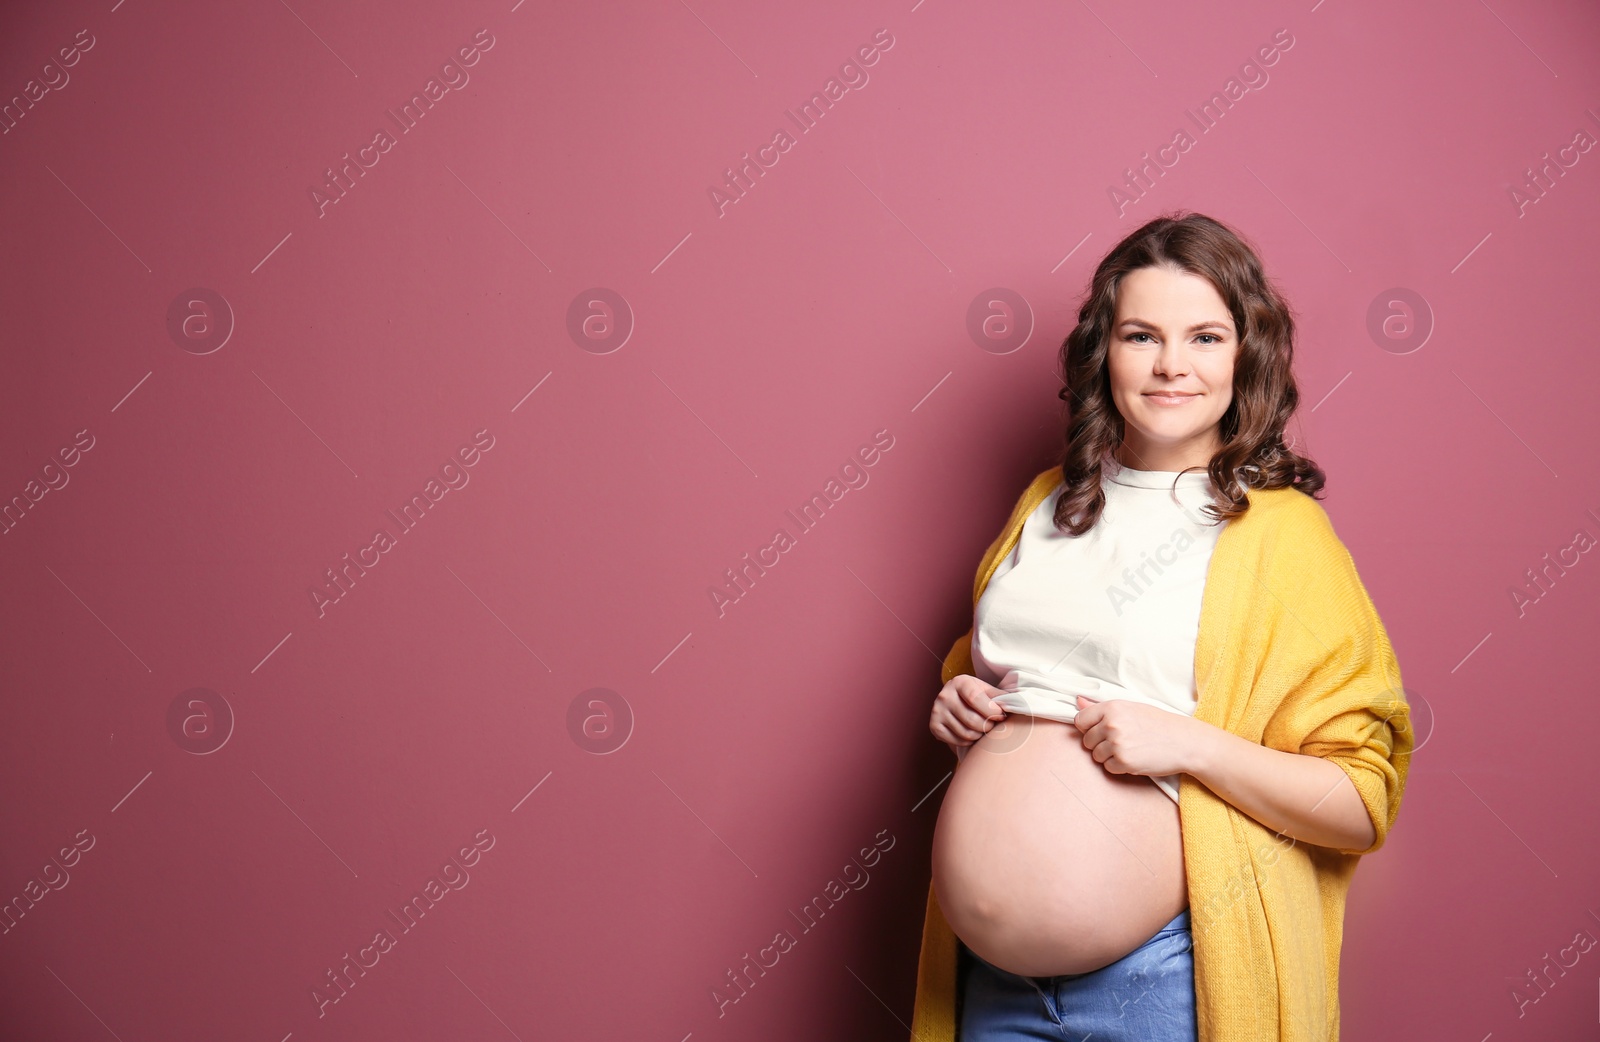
929, 675, 1008, 756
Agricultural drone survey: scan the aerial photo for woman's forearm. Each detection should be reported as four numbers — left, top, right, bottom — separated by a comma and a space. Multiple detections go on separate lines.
1184, 719, 1376, 853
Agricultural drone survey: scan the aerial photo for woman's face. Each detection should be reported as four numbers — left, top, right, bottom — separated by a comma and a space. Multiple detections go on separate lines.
1106, 265, 1239, 471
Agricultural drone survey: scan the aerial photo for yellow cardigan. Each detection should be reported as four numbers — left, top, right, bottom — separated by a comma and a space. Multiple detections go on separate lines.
910, 466, 1413, 1042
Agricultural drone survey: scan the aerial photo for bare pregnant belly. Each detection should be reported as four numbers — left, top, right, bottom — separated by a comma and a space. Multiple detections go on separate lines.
931, 715, 1188, 977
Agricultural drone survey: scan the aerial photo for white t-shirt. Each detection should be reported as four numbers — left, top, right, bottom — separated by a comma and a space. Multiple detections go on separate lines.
969, 463, 1225, 802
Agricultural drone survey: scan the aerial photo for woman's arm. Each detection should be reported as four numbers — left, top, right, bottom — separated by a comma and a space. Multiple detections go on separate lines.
1185, 720, 1377, 854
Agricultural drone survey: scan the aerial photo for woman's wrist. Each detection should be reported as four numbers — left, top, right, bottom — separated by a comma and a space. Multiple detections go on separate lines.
1182, 716, 1232, 780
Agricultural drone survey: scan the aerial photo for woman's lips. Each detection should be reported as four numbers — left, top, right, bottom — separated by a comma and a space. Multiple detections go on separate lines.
1144, 392, 1199, 406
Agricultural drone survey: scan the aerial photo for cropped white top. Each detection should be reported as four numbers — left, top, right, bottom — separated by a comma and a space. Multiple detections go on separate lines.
968, 463, 1225, 802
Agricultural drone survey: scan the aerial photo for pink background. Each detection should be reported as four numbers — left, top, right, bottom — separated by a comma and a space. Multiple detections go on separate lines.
2, 0, 1598, 1038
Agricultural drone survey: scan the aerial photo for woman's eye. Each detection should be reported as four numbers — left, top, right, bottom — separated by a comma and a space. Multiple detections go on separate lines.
1127, 332, 1224, 344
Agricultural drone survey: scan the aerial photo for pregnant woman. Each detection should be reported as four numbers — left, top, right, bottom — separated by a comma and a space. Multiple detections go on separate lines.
910, 212, 1415, 1041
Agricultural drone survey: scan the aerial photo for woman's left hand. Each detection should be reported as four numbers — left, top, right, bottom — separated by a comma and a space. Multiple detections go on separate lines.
1072, 694, 1206, 778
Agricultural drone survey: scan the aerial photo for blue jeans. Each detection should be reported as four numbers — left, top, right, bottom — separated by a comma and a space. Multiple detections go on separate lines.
957, 908, 1197, 1041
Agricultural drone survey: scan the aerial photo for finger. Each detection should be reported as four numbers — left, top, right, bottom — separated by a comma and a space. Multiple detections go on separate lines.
931, 712, 971, 744
963, 687, 1006, 720
937, 714, 985, 744
941, 730, 976, 750
957, 703, 1000, 733
947, 698, 982, 728
952, 692, 1003, 730
940, 720, 979, 745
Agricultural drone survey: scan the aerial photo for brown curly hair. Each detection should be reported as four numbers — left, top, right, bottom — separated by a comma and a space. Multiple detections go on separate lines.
1052, 210, 1325, 535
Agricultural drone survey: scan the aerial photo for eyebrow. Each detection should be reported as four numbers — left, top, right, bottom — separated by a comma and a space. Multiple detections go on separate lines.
1117, 318, 1234, 334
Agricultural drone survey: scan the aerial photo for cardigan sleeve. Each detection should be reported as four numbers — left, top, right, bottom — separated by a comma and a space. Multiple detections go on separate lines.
1293, 588, 1410, 856
1299, 698, 1409, 856
1259, 498, 1415, 857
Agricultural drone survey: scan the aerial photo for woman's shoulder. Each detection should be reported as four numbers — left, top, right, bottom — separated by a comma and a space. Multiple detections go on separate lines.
1017, 464, 1064, 486
1241, 484, 1334, 532
1236, 485, 1368, 580
1025, 465, 1067, 500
